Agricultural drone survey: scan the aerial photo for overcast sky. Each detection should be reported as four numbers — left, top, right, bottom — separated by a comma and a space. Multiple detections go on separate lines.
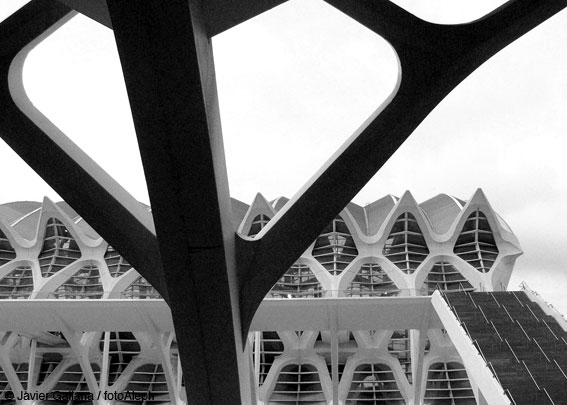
1, 1, 566, 314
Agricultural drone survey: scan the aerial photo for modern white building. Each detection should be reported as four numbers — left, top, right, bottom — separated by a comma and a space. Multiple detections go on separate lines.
2, 1, 566, 403
4, 189, 563, 405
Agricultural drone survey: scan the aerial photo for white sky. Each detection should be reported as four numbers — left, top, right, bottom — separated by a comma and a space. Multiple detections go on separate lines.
1, 1, 566, 314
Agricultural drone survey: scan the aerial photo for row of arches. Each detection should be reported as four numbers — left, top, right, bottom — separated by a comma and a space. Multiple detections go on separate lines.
252, 328, 475, 404
258, 359, 473, 404
0, 217, 160, 300
267, 260, 475, 299
0, 212, 494, 299
0, 215, 479, 300
248, 210, 500, 278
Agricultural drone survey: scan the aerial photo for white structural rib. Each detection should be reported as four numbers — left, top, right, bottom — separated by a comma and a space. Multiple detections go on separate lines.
521, 282, 567, 332
0, 300, 173, 332
430, 291, 511, 405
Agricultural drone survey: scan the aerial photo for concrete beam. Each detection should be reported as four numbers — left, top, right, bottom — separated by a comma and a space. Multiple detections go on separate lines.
55, 0, 111, 28
202, 0, 287, 37
54, 0, 288, 36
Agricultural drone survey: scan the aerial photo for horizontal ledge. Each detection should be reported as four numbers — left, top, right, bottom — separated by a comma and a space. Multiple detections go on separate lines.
250, 296, 442, 331
0, 299, 173, 332
0, 296, 444, 333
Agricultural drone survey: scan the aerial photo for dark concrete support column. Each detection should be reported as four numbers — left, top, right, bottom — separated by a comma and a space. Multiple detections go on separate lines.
106, 0, 251, 403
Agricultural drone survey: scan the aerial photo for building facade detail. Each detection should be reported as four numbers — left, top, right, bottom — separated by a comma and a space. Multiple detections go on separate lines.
0, 189, 523, 404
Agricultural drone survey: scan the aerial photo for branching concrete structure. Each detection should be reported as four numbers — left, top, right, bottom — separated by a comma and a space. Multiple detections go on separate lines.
0, 0, 566, 403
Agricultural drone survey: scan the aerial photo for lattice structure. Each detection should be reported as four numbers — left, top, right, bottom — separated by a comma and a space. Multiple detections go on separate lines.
14, 364, 28, 390
269, 364, 325, 404
326, 358, 347, 385
37, 353, 64, 386
454, 210, 499, 273
388, 330, 412, 383
424, 362, 476, 405
253, 331, 284, 386
0, 191, 523, 404
38, 218, 81, 277
123, 276, 162, 299
0, 367, 12, 401
0, 266, 33, 299
249, 214, 271, 237
125, 364, 170, 403
53, 363, 100, 394
268, 264, 324, 298
312, 216, 358, 275
383, 213, 429, 274
346, 263, 399, 297
346, 363, 404, 404
425, 262, 475, 295
54, 265, 103, 299
100, 332, 141, 385
0, 230, 16, 266
104, 245, 133, 277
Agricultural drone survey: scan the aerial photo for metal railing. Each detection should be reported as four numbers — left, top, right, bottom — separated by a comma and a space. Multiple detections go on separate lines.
504, 339, 520, 363
522, 360, 540, 391
505, 389, 518, 405
439, 292, 511, 402
544, 388, 556, 405
0, 291, 163, 300
520, 281, 567, 324
534, 338, 551, 363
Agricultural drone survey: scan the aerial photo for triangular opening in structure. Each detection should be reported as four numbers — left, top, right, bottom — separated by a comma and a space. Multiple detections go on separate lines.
269, 364, 325, 403
312, 216, 358, 276
424, 362, 475, 404
248, 214, 271, 237
0, 266, 33, 299
347, 363, 404, 404
123, 276, 162, 299
0, 229, 16, 266
100, 331, 141, 386
104, 245, 133, 277
454, 210, 499, 273
424, 262, 475, 294
53, 363, 100, 393
38, 218, 81, 277
125, 364, 169, 402
383, 213, 429, 274
346, 263, 399, 297
54, 265, 102, 299
268, 263, 324, 298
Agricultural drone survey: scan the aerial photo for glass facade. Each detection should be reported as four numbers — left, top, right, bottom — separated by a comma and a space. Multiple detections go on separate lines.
454, 210, 499, 273
383, 213, 429, 274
